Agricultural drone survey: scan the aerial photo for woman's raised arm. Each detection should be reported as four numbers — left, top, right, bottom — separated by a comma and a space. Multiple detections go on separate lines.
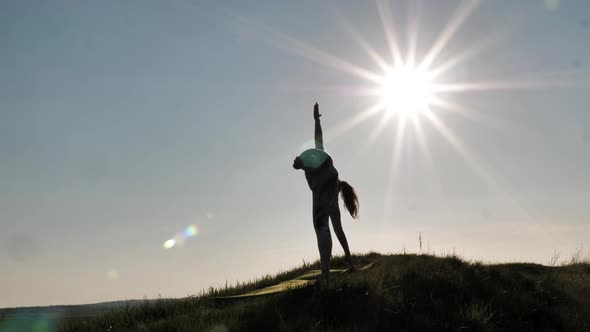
314, 103, 324, 150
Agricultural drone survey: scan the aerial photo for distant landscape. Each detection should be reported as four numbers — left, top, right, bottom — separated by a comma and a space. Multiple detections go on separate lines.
0, 300, 147, 331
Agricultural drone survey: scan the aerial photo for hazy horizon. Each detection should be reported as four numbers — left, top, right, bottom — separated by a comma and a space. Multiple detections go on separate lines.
1, 0, 589, 308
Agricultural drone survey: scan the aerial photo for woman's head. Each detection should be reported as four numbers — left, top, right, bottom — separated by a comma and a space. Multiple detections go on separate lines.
292, 156, 303, 169
339, 181, 359, 219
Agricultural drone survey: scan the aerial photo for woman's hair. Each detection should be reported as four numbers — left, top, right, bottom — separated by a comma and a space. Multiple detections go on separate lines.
339, 181, 359, 219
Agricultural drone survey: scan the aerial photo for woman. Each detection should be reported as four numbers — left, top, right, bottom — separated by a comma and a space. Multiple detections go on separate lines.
293, 103, 359, 282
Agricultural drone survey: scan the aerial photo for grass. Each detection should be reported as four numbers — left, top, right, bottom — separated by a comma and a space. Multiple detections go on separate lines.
46, 252, 590, 332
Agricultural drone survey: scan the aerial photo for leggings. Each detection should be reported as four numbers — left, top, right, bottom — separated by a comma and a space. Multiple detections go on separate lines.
313, 185, 351, 271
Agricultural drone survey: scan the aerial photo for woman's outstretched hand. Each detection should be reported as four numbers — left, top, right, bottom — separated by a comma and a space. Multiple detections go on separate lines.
314, 103, 321, 120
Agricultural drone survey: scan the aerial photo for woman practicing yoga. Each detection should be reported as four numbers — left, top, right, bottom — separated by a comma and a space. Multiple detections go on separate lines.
293, 103, 359, 283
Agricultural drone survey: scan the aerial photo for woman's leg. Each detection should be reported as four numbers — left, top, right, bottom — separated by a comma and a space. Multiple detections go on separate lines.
313, 198, 332, 273
329, 205, 353, 267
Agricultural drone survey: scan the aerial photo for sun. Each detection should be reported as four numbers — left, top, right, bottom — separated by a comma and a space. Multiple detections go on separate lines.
378, 64, 435, 118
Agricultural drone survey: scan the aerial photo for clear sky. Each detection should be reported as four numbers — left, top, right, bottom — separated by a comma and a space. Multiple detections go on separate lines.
1, 0, 589, 308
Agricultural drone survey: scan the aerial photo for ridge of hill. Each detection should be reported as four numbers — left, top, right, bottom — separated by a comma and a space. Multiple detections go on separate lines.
2, 253, 589, 331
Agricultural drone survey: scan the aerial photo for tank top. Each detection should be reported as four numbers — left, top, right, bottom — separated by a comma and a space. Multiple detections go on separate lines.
299, 149, 339, 192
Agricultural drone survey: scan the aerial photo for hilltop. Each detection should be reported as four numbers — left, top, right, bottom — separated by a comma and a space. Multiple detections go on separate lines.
2, 253, 589, 331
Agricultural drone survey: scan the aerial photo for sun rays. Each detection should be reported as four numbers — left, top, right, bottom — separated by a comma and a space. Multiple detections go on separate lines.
231, 0, 571, 223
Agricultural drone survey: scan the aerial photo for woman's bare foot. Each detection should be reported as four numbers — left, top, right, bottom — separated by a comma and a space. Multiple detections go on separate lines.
345, 254, 355, 271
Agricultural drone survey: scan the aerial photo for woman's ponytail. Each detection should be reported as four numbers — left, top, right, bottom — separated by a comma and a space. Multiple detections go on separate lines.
339, 181, 359, 219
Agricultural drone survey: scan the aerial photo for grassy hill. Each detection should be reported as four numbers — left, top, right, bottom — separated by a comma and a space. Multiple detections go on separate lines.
3, 253, 589, 331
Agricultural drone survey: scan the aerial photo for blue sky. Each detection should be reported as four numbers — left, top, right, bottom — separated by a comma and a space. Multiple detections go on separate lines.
1, 0, 589, 307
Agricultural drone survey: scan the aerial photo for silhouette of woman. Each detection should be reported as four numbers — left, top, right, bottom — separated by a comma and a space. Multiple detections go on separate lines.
293, 103, 359, 282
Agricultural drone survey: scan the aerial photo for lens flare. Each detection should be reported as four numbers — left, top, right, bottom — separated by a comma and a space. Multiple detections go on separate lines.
163, 239, 176, 249
162, 224, 200, 250
107, 268, 119, 281
1, 314, 54, 331
174, 233, 186, 245
545, 0, 559, 10
183, 225, 198, 237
